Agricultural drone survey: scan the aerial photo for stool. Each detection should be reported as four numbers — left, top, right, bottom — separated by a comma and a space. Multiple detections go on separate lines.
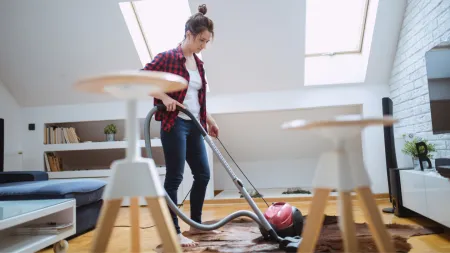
282, 115, 397, 253
74, 70, 187, 253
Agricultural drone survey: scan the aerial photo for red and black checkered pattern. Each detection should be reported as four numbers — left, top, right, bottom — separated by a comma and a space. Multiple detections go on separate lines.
143, 45, 208, 132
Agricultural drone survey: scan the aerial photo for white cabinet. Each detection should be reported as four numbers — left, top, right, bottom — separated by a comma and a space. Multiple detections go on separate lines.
400, 170, 450, 228
423, 172, 450, 227
399, 170, 428, 217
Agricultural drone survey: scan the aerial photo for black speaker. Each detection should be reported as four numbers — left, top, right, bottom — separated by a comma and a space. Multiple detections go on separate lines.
381, 97, 397, 213
381, 98, 414, 216
389, 167, 414, 217
0, 118, 4, 172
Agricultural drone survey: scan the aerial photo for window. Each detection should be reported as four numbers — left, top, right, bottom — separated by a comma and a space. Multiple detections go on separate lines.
131, 0, 192, 57
120, 0, 209, 91
305, 0, 369, 56
119, 2, 151, 67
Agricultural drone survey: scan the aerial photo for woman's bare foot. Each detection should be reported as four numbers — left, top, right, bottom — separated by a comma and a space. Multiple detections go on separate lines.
178, 233, 198, 247
188, 226, 221, 235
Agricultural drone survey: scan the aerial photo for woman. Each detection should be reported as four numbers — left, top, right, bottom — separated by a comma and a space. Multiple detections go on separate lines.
143, 4, 219, 247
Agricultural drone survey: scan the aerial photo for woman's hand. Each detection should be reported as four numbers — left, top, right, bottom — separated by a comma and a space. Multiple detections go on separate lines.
208, 123, 219, 138
207, 113, 219, 137
162, 97, 185, 111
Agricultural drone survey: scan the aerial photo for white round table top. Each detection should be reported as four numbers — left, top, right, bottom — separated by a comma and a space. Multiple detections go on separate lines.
73, 70, 187, 99
281, 115, 398, 130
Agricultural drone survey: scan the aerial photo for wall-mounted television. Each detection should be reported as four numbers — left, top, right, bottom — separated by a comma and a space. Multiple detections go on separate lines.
425, 40, 450, 135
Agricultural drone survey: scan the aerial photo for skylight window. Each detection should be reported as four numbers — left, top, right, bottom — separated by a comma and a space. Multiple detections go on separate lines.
305, 0, 369, 56
120, 0, 209, 91
131, 0, 192, 57
119, 2, 151, 67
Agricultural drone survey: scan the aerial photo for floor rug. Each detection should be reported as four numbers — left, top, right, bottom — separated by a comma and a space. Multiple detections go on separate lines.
155, 215, 444, 252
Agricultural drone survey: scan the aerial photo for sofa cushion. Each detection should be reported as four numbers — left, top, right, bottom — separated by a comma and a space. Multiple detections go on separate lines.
0, 171, 49, 184
0, 179, 106, 207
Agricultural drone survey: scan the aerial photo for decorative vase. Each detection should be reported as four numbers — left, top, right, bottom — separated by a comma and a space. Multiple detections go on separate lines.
106, 133, 115, 142
413, 157, 420, 170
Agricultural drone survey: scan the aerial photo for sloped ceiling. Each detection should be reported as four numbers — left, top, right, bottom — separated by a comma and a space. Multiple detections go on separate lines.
0, 0, 405, 107
0, 0, 143, 107
0, 0, 305, 107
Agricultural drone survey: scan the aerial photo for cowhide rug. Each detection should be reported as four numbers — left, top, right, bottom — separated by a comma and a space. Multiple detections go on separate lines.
156, 215, 444, 253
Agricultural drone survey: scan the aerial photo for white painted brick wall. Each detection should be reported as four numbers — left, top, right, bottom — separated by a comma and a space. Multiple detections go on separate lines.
389, 0, 450, 161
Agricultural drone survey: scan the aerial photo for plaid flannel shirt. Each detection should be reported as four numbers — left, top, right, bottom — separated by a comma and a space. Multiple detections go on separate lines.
142, 45, 208, 132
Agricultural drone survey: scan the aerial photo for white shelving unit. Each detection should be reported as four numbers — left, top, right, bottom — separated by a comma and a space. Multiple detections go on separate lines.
42, 117, 165, 175
43, 139, 162, 152
40, 117, 215, 203
47, 166, 167, 179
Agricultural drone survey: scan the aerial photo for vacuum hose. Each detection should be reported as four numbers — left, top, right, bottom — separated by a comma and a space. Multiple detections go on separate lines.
144, 104, 270, 232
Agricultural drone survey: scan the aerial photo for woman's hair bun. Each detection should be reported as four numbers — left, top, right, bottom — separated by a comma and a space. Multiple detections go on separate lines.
198, 4, 207, 15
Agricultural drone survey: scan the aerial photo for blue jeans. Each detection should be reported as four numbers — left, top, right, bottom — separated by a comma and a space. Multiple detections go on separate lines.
161, 117, 210, 234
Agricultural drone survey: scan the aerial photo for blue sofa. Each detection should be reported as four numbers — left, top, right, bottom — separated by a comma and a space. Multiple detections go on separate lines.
0, 171, 106, 238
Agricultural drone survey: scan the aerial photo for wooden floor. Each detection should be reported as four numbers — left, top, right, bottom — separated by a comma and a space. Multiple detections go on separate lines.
40, 198, 450, 253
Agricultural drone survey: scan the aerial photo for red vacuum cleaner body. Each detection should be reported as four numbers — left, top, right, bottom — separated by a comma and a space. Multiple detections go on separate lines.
263, 202, 304, 238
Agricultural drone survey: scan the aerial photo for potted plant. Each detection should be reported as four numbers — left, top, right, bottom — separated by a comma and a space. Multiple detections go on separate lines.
104, 124, 117, 142
401, 134, 436, 169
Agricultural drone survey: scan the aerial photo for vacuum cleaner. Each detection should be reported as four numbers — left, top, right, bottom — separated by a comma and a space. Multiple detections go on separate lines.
144, 104, 304, 251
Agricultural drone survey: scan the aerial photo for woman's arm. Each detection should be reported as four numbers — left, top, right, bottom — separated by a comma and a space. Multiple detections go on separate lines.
142, 52, 171, 101
207, 113, 217, 126
142, 52, 184, 111
142, 52, 166, 72
207, 112, 219, 137
152, 90, 171, 101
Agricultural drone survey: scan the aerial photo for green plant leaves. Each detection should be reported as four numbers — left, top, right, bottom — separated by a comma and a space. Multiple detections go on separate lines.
401, 136, 436, 158
104, 124, 117, 134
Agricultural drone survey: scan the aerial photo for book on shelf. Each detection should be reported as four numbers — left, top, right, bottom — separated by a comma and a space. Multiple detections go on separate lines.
44, 126, 80, 144
13, 222, 73, 235
44, 152, 63, 172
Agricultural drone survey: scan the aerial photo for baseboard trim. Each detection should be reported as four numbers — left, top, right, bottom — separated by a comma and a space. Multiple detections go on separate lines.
183, 193, 390, 205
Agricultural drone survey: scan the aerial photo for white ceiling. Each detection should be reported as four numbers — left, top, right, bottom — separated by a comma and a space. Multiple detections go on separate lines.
0, 0, 405, 107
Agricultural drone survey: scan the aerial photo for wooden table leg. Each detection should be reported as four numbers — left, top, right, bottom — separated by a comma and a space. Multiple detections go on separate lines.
356, 187, 395, 253
339, 191, 358, 253
130, 197, 141, 252
91, 198, 123, 253
298, 188, 331, 253
146, 197, 181, 253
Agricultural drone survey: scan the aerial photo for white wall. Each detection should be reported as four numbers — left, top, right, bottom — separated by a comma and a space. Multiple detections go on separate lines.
389, 0, 450, 161
0, 80, 22, 170
210, 83, 391, 194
